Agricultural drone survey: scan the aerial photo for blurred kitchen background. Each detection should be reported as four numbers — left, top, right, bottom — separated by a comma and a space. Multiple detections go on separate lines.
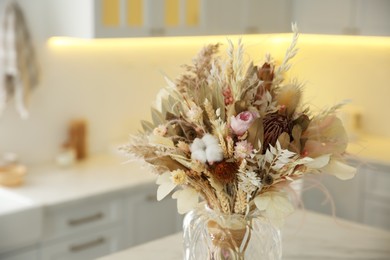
0, 0, 389, 260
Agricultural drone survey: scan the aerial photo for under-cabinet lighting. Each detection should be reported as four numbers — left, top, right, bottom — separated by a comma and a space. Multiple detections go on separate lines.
47, 34, 390, 50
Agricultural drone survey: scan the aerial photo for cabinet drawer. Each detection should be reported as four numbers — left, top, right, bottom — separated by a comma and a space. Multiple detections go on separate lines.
364, 166, 390, 199
41, 227, 123, 260
0, 247, 38, 260
363, 199, 390, 230
44, 197, 123, 241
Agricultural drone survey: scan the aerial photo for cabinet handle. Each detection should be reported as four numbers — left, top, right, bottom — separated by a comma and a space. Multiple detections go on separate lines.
149, 27, 165, 36
69, 237, 105, 252
146, 194, 157, 202
68, 212, 104, 226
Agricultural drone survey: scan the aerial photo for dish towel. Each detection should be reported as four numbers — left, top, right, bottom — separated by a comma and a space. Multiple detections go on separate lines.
0, 0, 39, 119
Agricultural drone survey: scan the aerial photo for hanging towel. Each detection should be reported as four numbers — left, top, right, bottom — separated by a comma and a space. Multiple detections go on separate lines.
0, 0, 39, 119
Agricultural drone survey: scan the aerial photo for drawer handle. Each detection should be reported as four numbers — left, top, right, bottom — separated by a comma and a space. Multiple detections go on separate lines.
68, 212, 104, 226
146, 194, 157, 202
69, 237, 105, 252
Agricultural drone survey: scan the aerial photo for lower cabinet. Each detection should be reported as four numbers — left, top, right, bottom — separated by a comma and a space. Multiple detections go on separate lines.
40, 227, 123, 260
2, 181, 182, 260
123, 183, 183, 247
302, 161, 390, 230
0, 247, 39, 260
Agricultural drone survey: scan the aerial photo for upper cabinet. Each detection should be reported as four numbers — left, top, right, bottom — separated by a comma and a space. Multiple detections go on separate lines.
292, 0, 390, 36
47, 0, 291, 38
46, 0, 390, 38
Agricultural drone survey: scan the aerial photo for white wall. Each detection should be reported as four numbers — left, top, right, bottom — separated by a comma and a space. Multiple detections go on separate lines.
0, 1, 389, 165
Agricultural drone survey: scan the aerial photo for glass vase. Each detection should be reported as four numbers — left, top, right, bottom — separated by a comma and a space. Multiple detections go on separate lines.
183, 203, 282, 260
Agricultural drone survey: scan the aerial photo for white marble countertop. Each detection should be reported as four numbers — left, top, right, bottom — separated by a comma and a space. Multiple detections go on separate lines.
0, 154, 154, 209
98, 210, 390, 260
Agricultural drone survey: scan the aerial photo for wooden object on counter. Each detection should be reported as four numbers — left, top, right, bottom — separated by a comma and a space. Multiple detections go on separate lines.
66, 119, 88, 161
0, 164, 26, 187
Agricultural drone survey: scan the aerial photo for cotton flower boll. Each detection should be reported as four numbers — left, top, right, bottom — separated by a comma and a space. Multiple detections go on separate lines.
202, 134, 219, 146
190, 138, 206, 152
190, 135, 223, 164
206, 144, 224, 164
191, 150, 207, 163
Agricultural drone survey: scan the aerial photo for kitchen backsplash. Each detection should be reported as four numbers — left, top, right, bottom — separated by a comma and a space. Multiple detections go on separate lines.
0, 2, 389, 165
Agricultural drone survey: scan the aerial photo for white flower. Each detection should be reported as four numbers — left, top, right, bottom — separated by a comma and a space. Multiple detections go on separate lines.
156, 170, 188, 201
238, 171, 261, 195
156, 172, 176, 201
254, 191, 294, 227
171, 169, 187, 185
190, 134, 223, 164
172, 188, 199, 214
323, 159, 356, 180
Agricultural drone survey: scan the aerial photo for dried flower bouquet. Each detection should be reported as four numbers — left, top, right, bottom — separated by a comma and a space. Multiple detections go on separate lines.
121, 25, 356, 226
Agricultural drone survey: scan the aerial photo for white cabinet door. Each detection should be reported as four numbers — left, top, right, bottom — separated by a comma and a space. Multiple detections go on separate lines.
43, 196, 123, 242
41, 227, 123, 260
302, 165, 363, 222
124, 184, 183, 247
362, 164, 390, 230
292, 0, 355, 35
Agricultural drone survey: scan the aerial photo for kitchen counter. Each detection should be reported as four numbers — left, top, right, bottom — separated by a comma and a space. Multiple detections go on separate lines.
98, 210, 390, 260
0, 154, 155, 207
0, 154, 156, 255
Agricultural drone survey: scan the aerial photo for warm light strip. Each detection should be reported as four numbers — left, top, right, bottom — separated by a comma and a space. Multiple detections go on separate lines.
47, 34, 390, 49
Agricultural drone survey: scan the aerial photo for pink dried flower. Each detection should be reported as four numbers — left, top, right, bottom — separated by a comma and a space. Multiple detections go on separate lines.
222, 87, 234, 105
230, 111, 257, 136
234, 140, 253, 159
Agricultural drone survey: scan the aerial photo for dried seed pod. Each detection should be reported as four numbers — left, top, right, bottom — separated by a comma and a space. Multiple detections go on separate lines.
262, 112, 292, 153
263, 174, 274, 186
211, 161, 238, 184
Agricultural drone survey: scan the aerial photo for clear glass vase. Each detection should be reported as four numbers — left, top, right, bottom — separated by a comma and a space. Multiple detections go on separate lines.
183, 203, 282, 260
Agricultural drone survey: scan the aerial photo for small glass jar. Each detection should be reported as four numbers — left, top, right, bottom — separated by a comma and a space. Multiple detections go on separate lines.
183, 203, 282, 260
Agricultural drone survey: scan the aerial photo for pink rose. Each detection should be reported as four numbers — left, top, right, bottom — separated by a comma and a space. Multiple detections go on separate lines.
230, 111, 257, 136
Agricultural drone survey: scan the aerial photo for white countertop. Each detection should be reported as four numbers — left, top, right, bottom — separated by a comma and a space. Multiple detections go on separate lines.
98, 210, 390, 260
0, 154, 155, 209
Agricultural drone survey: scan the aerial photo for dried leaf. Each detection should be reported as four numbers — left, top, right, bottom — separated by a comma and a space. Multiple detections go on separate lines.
141, 120, 154, 133
151, 107, 164, 126
247, 118, 264, 150
234, 100, 247, 114
146, 155, 187, 172
277, 132, 290, 149
289, 125, 302, 153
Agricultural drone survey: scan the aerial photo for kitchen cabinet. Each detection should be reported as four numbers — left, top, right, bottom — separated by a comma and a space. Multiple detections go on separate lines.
291, 0, 390, 36
39, 195, 125, 260
46, 0, 389, 38
302, 161, 390, 230
123, 183, 183, 247
0, 247, 39, 260
40, 227, 122, 260
46, 0, 291, 38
